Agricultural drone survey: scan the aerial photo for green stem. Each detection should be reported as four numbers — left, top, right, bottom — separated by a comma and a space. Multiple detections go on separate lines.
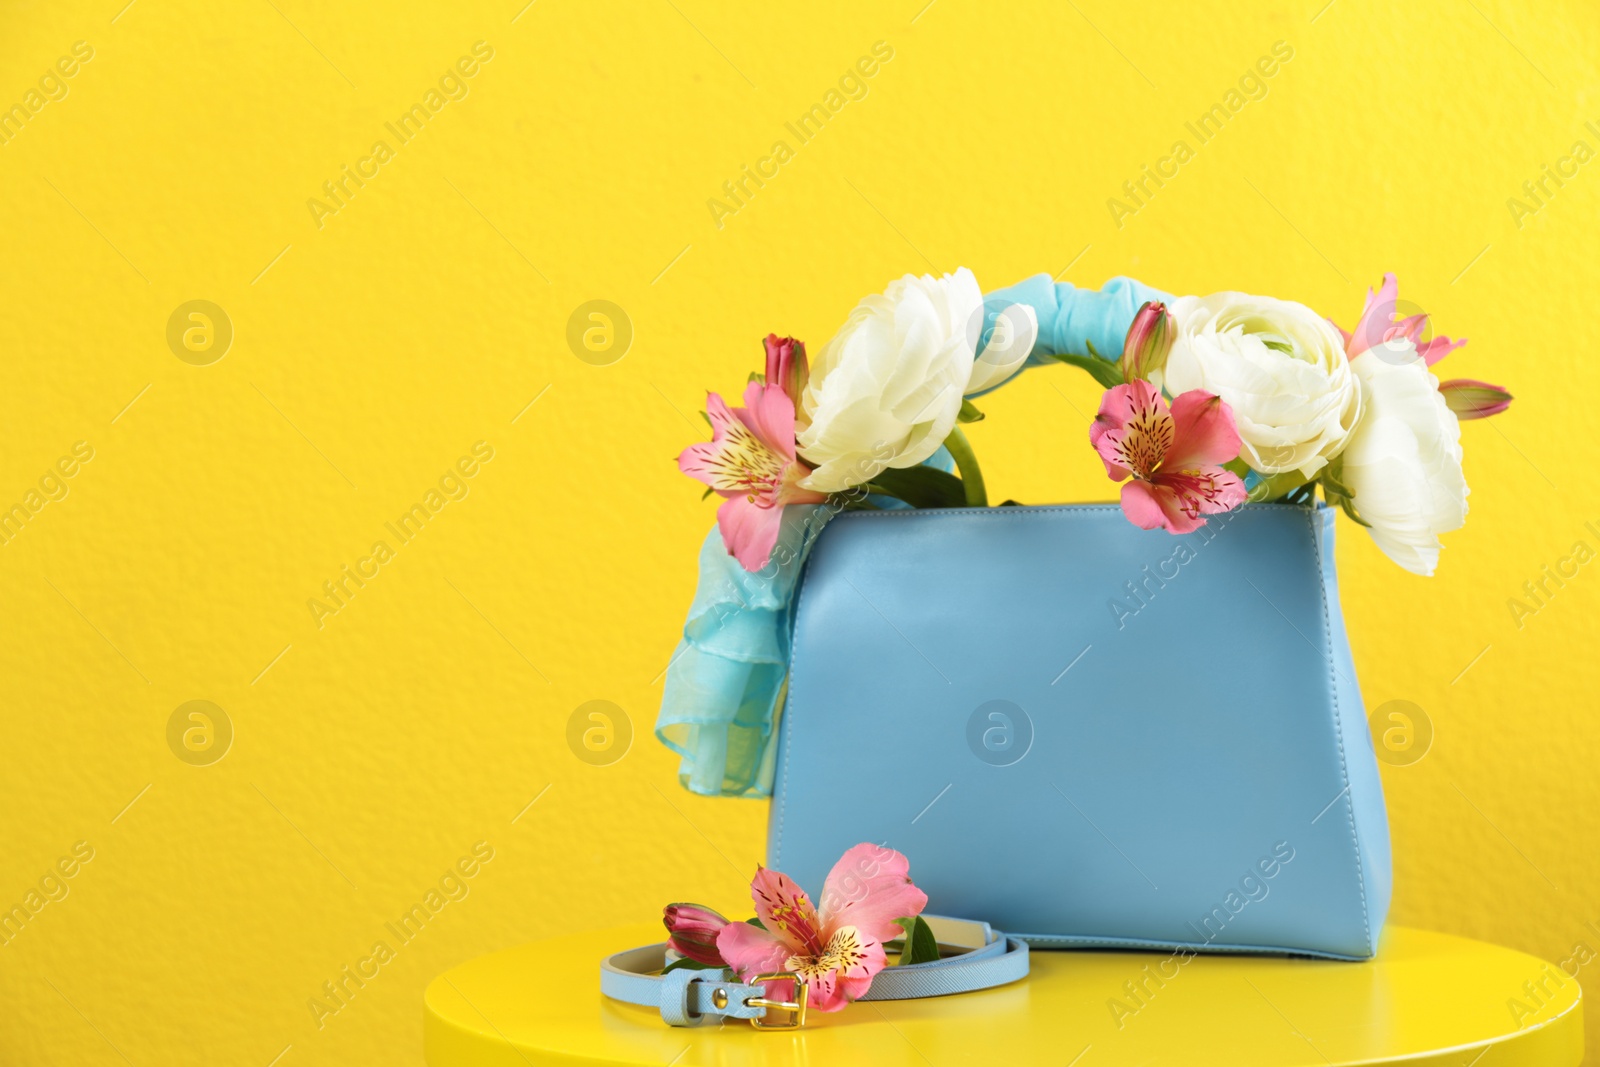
1245, 468, 1311, 503
860, 483, 905, 505
943, 426, 988, 507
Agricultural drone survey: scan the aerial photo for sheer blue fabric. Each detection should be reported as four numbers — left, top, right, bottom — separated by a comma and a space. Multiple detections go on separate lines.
655, 275, 1173, 796
655, 505, 831, 797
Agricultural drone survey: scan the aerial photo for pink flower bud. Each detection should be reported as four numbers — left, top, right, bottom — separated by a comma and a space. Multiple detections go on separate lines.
763, 334, 809, 417
1121, 301, 1175, 383
1438, 378, 1512, 420
663, 903, 730, 966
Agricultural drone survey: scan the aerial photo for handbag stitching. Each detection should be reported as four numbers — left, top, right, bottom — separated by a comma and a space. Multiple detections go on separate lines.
1016, 932, 1368, 961
1304, 505, 1374, 952
824, 502, 1299, 522
773, 503, 1372, 955
771, 531, 819, 871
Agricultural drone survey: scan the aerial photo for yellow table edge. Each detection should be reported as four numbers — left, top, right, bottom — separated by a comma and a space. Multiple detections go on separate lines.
423, 924, 1584, 1066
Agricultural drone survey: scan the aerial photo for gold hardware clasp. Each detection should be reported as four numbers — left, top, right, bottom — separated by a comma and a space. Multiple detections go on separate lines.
746, 972, 808, 1030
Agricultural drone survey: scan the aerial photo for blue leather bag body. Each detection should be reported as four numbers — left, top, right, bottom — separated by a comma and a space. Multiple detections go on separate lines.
767, 502, 1391, 959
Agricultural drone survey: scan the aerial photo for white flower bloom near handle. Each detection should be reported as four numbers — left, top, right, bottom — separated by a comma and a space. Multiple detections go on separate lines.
1163, 291, 1361, 479
797, 268, 1036, 493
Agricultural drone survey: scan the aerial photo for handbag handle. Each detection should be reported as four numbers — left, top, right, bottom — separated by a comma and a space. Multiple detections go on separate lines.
973, 274, 1171, 394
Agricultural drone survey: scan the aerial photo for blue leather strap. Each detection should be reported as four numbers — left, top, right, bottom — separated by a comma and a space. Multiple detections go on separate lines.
601, 947, 771, 1025
860, 930, 1030, 1001
601, 916, 1029, 1027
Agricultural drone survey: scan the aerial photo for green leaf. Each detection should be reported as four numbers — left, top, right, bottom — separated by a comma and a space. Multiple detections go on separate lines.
701, 485, 715, 500
1318, 459, 1372, 527
894, 916, 941, 966
748, 371, 766, 384
1323, 479, 1370, 526
1246, 468, 1311, 503
1050, 349, 1124, 389
1319, 468, 1357, 501
1284, 482, 1318, 506
1333, 493, 1371, 527
1320, 480, 1371, 527
662, 957, 724, 973
866, 466, 968, 509
745, 916, 765, 929
957, 399, 986, 423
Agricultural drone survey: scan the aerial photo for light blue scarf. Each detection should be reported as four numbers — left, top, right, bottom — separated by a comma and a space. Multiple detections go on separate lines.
656, 274, 1171, 796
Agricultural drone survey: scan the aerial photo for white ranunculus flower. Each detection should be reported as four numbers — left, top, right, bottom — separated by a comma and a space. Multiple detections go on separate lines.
796, 268, 1036, 493
1162, 292, 1361, 478
964, 298, 1038, 396
1340, 344, 1468, 576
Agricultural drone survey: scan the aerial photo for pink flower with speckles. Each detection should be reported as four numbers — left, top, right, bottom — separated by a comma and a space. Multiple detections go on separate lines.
677, 336, 827, 571
1090, 379, 1247, 534
714, 843, 928, 1013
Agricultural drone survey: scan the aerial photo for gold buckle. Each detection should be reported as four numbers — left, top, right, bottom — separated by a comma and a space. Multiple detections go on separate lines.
745, 972, 808, 1030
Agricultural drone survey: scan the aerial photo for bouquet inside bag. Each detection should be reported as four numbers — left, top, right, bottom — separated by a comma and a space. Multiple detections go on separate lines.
677, 270, 1506, 571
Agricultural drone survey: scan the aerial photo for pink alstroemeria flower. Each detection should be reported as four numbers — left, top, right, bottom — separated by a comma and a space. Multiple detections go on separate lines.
1120, 300, 1175, 383
1090, 379, 1247, 534
662, 903, 730, 967
1438, 378, 1514, 420
762, 333, 808, 419
715, 843, 928, 1013
1338, 272, 1466, 366
1337, 274, 1510, 420
677, 336, 826, 572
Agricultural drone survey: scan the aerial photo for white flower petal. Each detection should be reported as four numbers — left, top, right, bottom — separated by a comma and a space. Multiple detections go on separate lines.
966, 303, 1039, 396
1340, 350, 1467, 576
1167, 291, 1361, 476
798, 268, 987, 492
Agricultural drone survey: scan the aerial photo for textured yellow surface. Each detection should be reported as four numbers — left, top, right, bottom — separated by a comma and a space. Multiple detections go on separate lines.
424, 925, 1583, 1065
1, 1, 1597, 1064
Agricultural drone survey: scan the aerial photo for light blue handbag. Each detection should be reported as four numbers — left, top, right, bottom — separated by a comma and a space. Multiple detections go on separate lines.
766, 502, 1391, 960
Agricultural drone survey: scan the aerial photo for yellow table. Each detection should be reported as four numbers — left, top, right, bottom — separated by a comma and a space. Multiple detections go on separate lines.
424, 924, 1583, 1066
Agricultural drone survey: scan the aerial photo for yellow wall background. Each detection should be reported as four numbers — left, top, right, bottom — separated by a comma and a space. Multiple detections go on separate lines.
2, 0, 1597, 1062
